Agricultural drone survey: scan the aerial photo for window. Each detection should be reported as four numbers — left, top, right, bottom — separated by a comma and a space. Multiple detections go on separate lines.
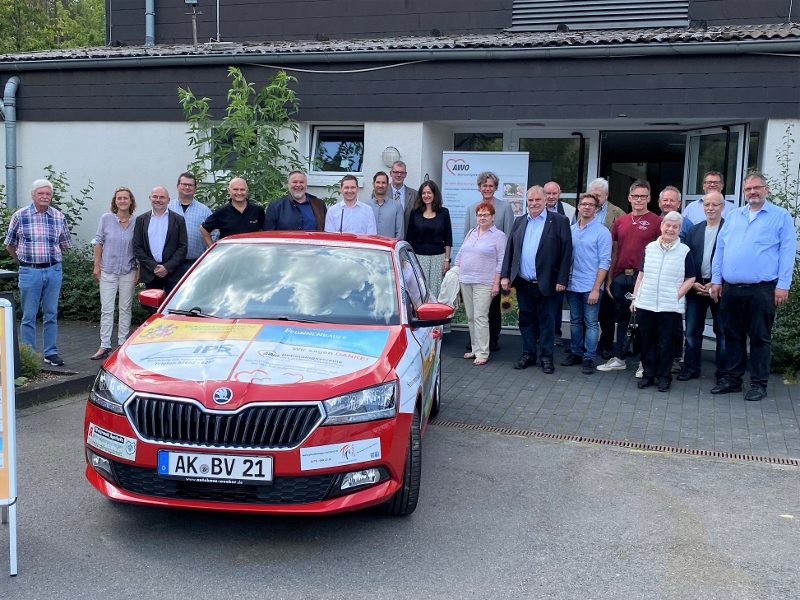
510, 0, 689, 32
518, 138, 589, 193
311, 126, 364, 174
454, 133, 504, 152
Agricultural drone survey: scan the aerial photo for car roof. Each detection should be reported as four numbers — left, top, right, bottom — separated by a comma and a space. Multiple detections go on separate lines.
217, 231, 402, 250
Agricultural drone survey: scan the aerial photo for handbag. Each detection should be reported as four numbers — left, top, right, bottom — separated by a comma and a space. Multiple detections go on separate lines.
624, 310, 642, 357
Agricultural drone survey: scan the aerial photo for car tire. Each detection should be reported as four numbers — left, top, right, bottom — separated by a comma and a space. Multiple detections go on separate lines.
429, 359, 442, 419
380, 409, 422, 516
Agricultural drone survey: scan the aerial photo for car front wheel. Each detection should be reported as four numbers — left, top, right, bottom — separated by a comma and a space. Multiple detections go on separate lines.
380, 409, 421, 516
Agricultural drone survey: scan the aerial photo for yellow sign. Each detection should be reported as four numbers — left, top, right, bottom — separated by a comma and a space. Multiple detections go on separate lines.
130, 319, 262, 344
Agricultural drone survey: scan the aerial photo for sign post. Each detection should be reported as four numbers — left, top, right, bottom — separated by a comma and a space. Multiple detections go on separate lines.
0, 299, 18, 576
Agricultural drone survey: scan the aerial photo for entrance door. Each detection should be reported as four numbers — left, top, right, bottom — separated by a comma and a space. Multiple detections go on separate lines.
682, 125, 749, 208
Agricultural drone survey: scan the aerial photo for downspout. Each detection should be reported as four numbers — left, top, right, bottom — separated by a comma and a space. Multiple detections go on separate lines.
1, 76, 20, 209
145, 0, 155, 46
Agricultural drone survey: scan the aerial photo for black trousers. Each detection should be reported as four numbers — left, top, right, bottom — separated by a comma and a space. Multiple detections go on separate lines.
720, 281, 777, 389
637, 309, 680, 382
488, 292, 501, 344
598, 291, 615, 352
145, 275, 177, 296
611, 272, 638, 359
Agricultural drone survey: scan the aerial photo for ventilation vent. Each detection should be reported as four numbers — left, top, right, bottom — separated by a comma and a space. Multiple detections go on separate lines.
511, 0, 689, 32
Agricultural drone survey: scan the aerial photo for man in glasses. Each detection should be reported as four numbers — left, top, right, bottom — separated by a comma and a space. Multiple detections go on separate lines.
710, 172, 797, 401
597, 180, 661, 372
169, 172, 212, 269
682, 171, 735, 227
389, 160, 418, 233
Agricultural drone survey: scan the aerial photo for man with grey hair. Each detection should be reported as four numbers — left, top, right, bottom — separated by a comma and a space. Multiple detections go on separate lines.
389, 160, 418, 233
263, 169, 327, 231
464, 171, 516, 351
588, 177, 624, 360
4, 179, 73, 366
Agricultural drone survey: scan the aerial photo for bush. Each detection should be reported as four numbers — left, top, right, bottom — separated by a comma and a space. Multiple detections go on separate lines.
18, 343, 41, 379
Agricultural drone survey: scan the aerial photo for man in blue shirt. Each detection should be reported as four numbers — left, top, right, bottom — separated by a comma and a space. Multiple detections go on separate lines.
561, 193, 611, 374
710, 172, 797, 401
168, 172, 212, 268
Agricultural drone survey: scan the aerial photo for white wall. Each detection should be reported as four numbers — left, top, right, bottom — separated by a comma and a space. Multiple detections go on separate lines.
2, 121, 195, 243
421, 122, 454, 188
760, 119, 800, 185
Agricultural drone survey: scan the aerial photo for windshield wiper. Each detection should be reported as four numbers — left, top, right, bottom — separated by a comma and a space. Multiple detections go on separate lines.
273, 315, 327, 324
167, 307, 216, 318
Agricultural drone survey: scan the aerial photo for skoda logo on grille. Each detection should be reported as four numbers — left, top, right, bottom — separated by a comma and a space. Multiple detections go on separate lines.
213, 387, 234, 405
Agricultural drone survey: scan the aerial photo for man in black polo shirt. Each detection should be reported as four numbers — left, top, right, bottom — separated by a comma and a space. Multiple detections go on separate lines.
200, 177, 265, 246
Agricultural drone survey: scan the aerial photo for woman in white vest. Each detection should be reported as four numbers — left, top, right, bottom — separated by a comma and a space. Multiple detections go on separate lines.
632, 212, 696, 392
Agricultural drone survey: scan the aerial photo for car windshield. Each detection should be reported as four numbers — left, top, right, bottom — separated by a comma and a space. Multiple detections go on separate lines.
165, 242, 400, 325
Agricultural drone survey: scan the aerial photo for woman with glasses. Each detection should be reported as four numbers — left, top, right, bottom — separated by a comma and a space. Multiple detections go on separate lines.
91, 187, 139, 360
405, 180, 453, 299
454, 202, 507, 365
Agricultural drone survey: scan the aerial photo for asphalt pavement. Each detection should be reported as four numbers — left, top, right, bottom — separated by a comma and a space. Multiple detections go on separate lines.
0, 395, 798, 599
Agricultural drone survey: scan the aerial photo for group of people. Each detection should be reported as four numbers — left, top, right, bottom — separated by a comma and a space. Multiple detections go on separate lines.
4, 166, 795, 402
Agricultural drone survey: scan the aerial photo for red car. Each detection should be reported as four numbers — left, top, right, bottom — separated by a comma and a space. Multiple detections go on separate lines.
84, 232, 452, 515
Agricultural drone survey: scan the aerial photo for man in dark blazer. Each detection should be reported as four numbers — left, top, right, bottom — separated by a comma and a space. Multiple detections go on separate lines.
501, 185, 572, 373
679, 191, 726, 383
133, 186, 188, 295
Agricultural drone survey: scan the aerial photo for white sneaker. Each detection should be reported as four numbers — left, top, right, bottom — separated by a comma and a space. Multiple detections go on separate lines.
597, 357, 627, 371
635, 362, 644, 378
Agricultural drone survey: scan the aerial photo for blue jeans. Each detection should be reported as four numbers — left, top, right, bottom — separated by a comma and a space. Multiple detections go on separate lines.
18, 263, 62, 356
566, 291, 600, 360
684, 290, 726, 379
515, 278, 556, 361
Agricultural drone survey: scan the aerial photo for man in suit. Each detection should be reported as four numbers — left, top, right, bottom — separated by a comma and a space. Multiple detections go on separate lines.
501, 185, 572, 374
389, 160, 418, 233
464, 171, 516, 351
679, 191, 726, 383
133, 186, 188, 295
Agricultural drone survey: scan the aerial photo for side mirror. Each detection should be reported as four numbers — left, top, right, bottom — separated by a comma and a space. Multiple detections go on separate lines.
411, 302, 454, 327
138, 289, 165, 310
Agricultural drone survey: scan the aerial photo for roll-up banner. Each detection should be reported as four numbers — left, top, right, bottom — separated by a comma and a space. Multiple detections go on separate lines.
0, 299, 18, 576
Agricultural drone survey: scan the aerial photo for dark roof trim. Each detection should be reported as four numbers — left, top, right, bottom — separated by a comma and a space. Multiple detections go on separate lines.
3, 25, 800, 71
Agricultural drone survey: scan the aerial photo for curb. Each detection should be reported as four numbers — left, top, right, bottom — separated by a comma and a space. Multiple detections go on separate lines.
15, 372, 96, 410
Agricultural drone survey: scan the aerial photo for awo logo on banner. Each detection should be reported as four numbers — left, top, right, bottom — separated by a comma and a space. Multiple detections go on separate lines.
445, 158, 471, 175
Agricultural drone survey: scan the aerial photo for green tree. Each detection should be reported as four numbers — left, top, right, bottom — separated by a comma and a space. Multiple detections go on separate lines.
764, 125, 800, 380
179, 67, 305, 208
0, 0, 104, 54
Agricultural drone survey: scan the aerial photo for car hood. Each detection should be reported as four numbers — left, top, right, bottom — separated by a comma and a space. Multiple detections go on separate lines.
109, 316, 404, 408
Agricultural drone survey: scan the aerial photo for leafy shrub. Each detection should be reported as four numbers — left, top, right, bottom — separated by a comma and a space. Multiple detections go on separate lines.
18, 343, 41, 379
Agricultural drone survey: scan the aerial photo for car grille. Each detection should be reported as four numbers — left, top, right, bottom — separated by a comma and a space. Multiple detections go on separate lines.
126, 396, 323, 449
111, 461, 335, 505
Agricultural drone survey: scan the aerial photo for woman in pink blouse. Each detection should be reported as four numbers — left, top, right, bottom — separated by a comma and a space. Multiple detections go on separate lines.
455, 202, 507, 366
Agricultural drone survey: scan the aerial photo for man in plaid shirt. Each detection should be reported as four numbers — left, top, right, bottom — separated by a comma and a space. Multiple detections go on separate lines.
4, 179, 73, 366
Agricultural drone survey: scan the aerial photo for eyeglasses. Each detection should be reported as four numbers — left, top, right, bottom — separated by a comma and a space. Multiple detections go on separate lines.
578, 203, 597, 208
476, 213, 492, 218
391, 170, 406, 176
179, 182, 196, 188
703, 180, 722, 186
630, 194, 650, 200
743, 185, 766, 193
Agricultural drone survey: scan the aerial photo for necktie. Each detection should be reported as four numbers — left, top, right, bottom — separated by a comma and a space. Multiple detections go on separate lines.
393, 191, 400, 201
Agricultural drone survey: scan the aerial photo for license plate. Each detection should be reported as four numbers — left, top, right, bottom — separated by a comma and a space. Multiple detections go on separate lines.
157, 450, 273, 483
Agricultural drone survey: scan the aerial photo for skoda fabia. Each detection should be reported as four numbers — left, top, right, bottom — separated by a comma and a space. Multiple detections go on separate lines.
84, 232, 452, 515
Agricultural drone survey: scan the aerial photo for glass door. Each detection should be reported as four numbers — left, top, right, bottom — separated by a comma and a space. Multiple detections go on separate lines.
683, 125, 748, 208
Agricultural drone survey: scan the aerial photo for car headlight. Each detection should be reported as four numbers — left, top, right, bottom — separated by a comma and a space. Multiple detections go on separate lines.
322, 381, 397, 425
89, 369, 134, 415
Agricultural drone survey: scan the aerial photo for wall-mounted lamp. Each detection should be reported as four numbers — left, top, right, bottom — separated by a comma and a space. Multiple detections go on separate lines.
382, 146, 401, 168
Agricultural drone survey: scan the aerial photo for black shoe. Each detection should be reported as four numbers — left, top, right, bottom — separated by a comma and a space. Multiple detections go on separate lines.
514, 356, 536, 370
657, 379, 671, 392
582, 359, 594, 375
44, 354, 65, 366
560, 354, 583, 367
554, 335, 563, 347
637, 377, 655, 389
745, 386, 767, 401
676, 370, 699, 382
541, 359, 555, 374
601, 349, 613, 361
490, 341, 500, 352
710, 382, 743, 394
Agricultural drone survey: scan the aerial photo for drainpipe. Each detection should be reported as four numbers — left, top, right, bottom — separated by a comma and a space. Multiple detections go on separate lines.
1, 76, 20, 209
145, 0, 155, 46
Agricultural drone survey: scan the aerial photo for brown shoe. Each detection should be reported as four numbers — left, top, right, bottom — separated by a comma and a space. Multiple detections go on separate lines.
90, 347, 112, 361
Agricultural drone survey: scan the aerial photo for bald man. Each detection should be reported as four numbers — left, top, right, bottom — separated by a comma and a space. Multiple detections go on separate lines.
132, 186, 188, 295
200, 177, 265, 246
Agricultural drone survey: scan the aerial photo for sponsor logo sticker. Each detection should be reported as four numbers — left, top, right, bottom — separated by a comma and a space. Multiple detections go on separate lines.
299, 438, 381, 471
87, 423, 137, 461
